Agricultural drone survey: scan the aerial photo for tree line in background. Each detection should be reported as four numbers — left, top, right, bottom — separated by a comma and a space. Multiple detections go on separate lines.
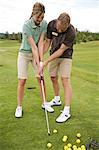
0, 32, 22, 43
0, 30, 99, 43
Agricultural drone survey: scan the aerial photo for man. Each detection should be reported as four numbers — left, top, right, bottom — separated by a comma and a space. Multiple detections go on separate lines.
15, 2, 54, 118
43, 12, 76, 123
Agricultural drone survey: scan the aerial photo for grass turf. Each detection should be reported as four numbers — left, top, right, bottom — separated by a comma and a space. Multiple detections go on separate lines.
0, 40, 99, 150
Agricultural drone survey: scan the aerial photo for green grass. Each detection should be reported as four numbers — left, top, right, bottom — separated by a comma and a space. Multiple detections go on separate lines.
0, 40, 99, 150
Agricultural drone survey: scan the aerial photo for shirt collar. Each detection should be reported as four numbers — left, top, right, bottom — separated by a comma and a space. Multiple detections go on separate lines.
31, 17, 42, 28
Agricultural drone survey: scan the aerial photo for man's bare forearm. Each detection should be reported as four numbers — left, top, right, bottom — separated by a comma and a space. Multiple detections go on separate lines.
43, 38, 51, 53
44, 43, 68, 66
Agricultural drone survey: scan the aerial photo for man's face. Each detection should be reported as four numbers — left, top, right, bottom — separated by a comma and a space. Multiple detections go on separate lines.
56, 20, 69, 33
33, 13, 44, 26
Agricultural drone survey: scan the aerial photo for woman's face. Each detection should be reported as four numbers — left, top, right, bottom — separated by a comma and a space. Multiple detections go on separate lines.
56, 20, 69, 33
33, 13, 44, 26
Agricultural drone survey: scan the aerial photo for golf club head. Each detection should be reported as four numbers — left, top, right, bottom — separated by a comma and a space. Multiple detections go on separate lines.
48, 132, 51, 136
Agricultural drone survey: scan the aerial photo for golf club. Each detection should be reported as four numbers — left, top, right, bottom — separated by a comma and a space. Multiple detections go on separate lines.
40, 75, 51, 135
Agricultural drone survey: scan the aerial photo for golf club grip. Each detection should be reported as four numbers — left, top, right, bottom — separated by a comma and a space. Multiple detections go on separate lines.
40, 75, 43, 81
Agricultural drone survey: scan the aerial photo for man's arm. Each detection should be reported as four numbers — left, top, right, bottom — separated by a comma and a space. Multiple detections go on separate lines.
44, 43, 68, 66
43, 38, 51, 54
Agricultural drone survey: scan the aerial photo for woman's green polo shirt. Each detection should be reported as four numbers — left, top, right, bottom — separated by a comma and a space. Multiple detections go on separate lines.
19, 18, 47, 53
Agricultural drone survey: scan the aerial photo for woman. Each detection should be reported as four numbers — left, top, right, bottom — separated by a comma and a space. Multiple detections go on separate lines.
15, 2, 54, 118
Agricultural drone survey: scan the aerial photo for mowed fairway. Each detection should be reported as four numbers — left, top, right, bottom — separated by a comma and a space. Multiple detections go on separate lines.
0, 40, 99, 150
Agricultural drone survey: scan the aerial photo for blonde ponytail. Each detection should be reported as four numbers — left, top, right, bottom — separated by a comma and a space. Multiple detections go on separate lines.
30, 2, 45, 19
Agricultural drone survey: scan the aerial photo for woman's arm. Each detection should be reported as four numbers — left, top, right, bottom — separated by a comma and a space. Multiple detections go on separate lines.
38, 32, 45, 62
27, 37, 40, 67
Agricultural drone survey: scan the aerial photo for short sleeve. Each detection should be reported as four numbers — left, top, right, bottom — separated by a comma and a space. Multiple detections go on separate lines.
22, 23, 32, 39
42, 21, 47, 34
46, 22, 52, 39
63, 31, 76, 48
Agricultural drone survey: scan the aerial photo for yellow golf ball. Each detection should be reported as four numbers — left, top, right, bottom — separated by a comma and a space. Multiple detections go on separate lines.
76, 139, 81, 144
63, 135, 68, 139
67, 148, 72, 150
78, 147, 82, 150
62, 138, 67, 142
64, 145, 68, 150
81, 145, 86, 150
67, 143, 72, 148
62, 135, 68, 142
73, 147, 78, 150
47, 143, 52, 148
72, 145, 77, 149
73, 145, 77, 148
73, 148, 78, 150
53, 129, 57, 133
81, 145, 86, 149
81, 148, 86, 150
77, 133, 81, 138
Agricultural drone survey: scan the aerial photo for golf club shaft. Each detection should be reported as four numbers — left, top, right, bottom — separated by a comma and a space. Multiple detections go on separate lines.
41, 78, 50, 135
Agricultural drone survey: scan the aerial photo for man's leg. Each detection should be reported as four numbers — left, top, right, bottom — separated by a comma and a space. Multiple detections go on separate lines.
47, 76, 61, 106
48, 59, 62, 106
56, 58, 72, 123
61, 77, 72, 114
61, 77, 72, 106
51, 76, 59, 96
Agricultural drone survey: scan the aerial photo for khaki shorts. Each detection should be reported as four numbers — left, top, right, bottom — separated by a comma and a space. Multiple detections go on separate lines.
48, 58, 72, 78
17, 52, 38, 79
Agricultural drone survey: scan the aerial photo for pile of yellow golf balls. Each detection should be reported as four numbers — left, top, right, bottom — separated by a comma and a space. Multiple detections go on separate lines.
63, 133, 86, 150
47, 130, 86, 150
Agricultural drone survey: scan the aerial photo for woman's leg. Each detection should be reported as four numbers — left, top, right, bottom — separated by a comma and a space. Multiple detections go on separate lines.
17, 79, 26, 106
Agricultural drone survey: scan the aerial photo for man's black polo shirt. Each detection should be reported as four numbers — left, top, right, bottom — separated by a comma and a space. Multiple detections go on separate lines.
47, 19, 76, 59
